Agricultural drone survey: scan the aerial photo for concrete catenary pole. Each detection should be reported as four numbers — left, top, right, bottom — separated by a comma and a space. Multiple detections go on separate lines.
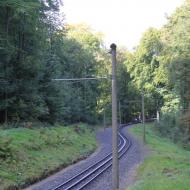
142, 91, 146, 143
156, 100, 160, 123
110, 43, 119, 190
103, 109, 106, 130
119, 101, 121, 125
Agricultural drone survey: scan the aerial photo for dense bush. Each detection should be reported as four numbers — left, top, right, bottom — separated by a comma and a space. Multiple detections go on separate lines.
155, 112, 190, 149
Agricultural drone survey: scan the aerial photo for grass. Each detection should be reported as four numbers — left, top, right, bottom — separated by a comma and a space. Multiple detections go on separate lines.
0, 123, 97, 190
127, 123, 190, 190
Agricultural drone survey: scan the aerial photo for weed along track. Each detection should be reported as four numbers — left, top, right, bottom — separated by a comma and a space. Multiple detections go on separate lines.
52, 128, 132, 190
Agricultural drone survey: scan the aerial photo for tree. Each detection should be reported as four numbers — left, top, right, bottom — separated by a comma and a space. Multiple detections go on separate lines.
126, 28, 163, 119
0, 0, 62, 122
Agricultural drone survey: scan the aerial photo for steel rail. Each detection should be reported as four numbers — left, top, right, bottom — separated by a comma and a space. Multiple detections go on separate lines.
77, 131, 132, 190
53, 129, 131, 190
52, 136, 123, 190
63, 132, 126, 190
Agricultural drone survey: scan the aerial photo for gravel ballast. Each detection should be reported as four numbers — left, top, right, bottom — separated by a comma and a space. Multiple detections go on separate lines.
24, 125, 147, 190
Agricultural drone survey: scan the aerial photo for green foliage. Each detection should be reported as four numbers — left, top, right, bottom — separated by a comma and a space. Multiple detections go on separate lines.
155, 112, 190, 149
125, 28, 164, 119
126, 28, 162, 91
158, 0, 190, 144
155, 113, 181, 140
117, 48, 140, 122
0, 1, 106, 124
125, 1, 190, 145
0, 0, 56, 122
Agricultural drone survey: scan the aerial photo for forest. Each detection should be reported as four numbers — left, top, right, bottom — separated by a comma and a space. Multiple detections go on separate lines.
0, 0, 190, 149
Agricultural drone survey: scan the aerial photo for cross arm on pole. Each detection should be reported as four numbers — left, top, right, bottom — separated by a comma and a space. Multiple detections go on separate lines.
52, 76, 109, 81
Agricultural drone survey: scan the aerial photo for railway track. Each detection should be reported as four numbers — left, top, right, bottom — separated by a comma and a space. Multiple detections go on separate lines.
52, 128, 132, 190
